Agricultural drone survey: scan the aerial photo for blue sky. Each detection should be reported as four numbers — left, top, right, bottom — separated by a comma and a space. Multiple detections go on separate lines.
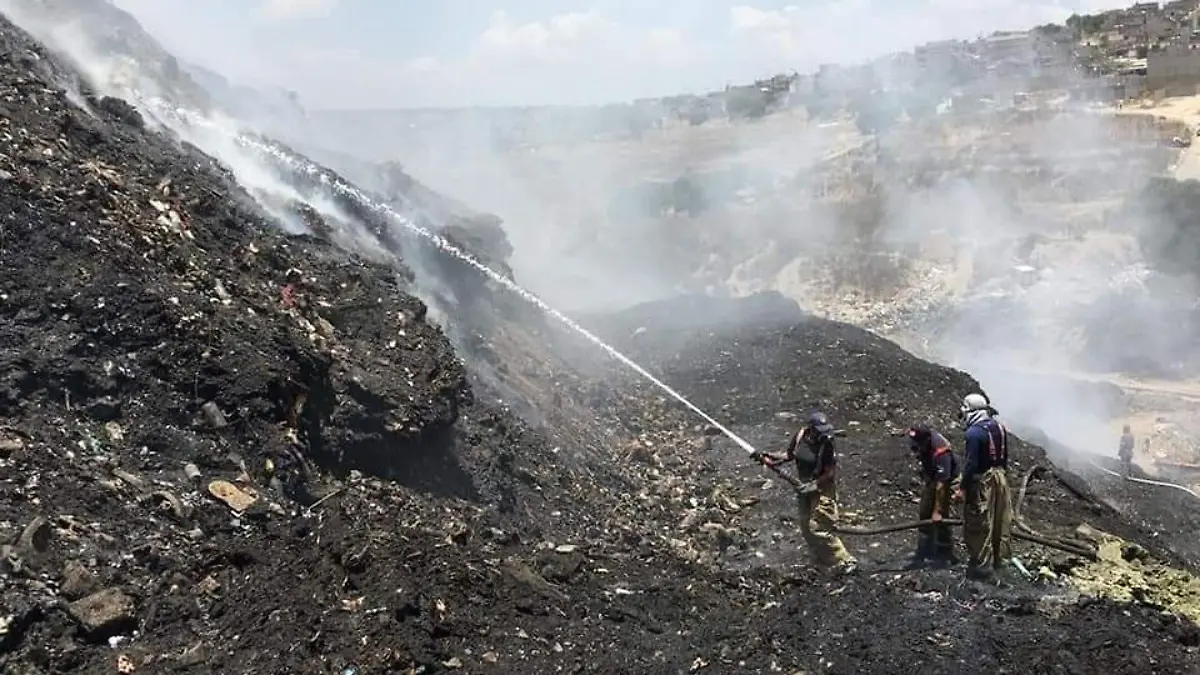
112, 0, 1128, 109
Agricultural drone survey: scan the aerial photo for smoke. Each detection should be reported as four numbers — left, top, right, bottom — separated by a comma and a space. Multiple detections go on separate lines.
9, 0, 1200, 467
823, 44, 1200, 460
245, 9, 1200, 463
0, 0, 491, 345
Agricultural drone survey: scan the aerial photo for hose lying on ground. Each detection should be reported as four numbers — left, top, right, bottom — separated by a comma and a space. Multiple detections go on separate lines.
1086, 460, 1200, 500
760, 462, 1098, 559
830, 517, 1096, 559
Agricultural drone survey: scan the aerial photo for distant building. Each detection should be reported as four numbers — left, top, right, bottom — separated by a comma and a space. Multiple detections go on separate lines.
1147, 42, 1200, 93
977, 31, 1035, 66
914, 39, 964, 74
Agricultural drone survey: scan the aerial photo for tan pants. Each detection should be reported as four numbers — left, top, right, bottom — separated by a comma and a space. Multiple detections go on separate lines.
963, 468, 1013, 572
797, 482, 855, 569
917, 477, 957, 555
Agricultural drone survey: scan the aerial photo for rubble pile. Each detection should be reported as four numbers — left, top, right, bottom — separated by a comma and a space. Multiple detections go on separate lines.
0, 11, 1196, 675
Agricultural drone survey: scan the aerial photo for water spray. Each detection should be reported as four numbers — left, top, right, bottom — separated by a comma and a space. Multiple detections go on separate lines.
137, 96, 762, 456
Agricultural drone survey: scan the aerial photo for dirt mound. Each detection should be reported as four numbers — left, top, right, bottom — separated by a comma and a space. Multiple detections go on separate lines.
0, 11, 1198, 675
578, 293, 1199, 561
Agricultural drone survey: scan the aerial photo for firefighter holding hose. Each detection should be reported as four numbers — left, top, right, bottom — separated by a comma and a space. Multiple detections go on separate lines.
755, 412, 858, 576
957, 393, 1014, 580
906, 424, 960, 565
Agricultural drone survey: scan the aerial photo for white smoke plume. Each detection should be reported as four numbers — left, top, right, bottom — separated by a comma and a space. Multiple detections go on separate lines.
6, 0, 1197, 471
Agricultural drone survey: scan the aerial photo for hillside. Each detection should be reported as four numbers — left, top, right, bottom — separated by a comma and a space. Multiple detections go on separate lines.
0, 7, 1196, 675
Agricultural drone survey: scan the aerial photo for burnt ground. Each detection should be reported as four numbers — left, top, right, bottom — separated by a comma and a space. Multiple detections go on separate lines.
571, 293, 1200, 569
0, 9, 1196, 675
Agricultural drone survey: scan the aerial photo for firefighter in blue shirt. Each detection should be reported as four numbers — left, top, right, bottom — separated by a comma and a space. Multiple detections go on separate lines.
957, 393, 1014, 580
907, 425, 960, 564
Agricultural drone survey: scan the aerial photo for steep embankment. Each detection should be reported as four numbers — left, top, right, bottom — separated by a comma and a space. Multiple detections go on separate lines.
0, 8, 1197, 675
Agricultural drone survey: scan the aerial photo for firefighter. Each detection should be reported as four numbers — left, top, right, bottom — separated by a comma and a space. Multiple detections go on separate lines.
957, 393, 1014, 580
1118, 424, 1135, 477
907, 424, 960, 564
755, 411, 857, 575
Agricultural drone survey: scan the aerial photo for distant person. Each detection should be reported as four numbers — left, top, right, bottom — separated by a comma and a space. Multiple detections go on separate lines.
756, 411, 857, 576
957, 393, 1014, 581
1118, 425, 1135, 477
907, 425, 960, 565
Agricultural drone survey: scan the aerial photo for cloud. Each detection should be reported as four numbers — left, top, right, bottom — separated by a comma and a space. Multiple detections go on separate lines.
109, 0, 1130, 108
477, 10, 613, 64
471, 10, 695, 74
258, 0, 337, 22
383, 10, 699, 107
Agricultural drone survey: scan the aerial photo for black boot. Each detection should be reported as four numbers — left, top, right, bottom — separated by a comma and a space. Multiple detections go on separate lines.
906, 535, 934, 569
932, 536, 959, 565
966, 564, 993, 581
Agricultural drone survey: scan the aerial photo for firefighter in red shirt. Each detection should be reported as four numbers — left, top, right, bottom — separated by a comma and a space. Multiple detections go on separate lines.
907, 424, 961, 564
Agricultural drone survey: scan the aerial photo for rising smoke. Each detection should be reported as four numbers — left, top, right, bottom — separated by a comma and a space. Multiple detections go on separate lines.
6, 0, 1199, 464
0, 0, 493, 343
271, 9, 1200, 460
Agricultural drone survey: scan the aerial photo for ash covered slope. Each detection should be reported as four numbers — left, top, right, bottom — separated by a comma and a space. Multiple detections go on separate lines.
0, 8, 1197, 675
575, 291, 1200, 566
0, 12, 555, 673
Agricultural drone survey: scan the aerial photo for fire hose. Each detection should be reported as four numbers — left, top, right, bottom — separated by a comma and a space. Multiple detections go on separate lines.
1085, 460, 1200, 500
759, 461, 1098, 560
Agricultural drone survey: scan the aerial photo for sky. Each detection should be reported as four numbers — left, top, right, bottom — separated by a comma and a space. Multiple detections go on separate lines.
111, 0, 1130, 110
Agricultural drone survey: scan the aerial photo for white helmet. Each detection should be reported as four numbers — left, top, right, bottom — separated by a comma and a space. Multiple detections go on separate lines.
960, 393, 989, 414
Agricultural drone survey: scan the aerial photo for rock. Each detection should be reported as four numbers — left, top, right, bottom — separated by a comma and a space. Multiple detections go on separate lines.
60, 561, 98, 600
538, 550, 583, 583
698, 522, 735, 550
85, 397, 121, 422
200, 401, 228, 429
103, 421, 124, 443
67, 588, 136, 640
0, 430, 24, 457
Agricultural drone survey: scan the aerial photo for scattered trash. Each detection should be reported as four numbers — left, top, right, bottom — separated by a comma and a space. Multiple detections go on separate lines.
207, 480, 257, 513
0, 5, 1194, 674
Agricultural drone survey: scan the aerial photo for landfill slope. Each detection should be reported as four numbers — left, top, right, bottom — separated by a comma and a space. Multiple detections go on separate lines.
0, 11, 1197, 675
579, 293, 1200, 562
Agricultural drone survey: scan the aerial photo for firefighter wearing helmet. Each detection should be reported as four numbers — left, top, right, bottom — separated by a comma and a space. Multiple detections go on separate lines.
958, 393, 1014, 580
755, 411, 857, 576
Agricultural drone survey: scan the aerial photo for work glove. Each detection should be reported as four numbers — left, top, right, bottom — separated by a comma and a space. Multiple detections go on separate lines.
753, 452, 779, 467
